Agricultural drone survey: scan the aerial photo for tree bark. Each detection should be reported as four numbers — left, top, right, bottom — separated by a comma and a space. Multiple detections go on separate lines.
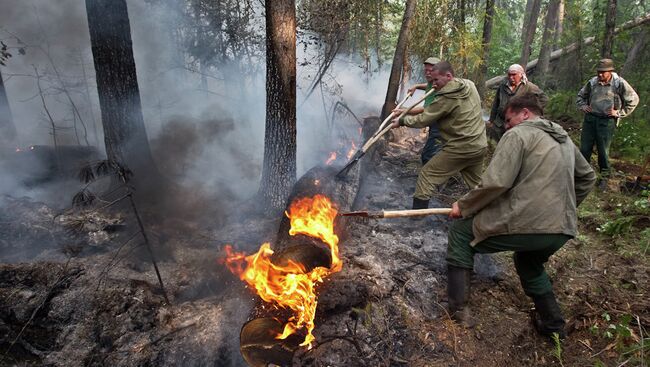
553, 0, 565, 49
476, 0, 496, 99
258, 0, 297, 212
620, 29, 648, 76
381, 0, 417, 120
536, 0, 561, 84
520, 0, 542, 66
375, 2, 382, 69
0, 68, 17, 154
602, 0, 617, 58
458, 0, 468, 77
85, 0, 159, 182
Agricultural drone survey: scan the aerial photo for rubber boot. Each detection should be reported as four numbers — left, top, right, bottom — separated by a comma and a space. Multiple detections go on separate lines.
447, 265, 472, 326
412, 197, 429, 210
531, 291, 566, 340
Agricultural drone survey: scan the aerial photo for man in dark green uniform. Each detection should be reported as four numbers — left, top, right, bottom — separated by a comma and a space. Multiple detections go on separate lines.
394, 57, 443, 164
488, 64, 547, 141
577, 58, 639, 190
446, 94, 596, 339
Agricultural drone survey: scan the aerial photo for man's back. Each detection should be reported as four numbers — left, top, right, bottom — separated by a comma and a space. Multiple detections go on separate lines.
404, 78, 486, 154
459, 118, 594, 244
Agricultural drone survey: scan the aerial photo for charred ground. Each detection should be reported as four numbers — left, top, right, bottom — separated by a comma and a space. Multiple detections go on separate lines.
0, 127, 648, 366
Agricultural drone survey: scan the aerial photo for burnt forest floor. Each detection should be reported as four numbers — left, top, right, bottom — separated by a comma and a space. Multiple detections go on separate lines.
0, 128, 648, 367
297, 129, 649, 367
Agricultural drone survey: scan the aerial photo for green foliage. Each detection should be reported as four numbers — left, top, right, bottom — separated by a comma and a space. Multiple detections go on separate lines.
597, 215, 638, 236
612, 118, 650, 163
589, 313, 638, 354
544, 91, 583, 122
551, 333, 565, 367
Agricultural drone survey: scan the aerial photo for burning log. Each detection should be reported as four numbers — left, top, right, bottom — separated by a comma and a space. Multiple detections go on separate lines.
226, 117, 384, 366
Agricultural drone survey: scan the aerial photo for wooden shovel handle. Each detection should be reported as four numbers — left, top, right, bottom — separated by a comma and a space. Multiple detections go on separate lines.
382, 208, 452, 218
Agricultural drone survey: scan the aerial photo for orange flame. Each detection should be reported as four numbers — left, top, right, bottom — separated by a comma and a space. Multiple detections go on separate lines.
346, 141, 357, 160
222, 195, 341, 348
325, 151, 337, 165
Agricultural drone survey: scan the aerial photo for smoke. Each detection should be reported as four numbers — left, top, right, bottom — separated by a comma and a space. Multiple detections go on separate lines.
0, 0, 400, 209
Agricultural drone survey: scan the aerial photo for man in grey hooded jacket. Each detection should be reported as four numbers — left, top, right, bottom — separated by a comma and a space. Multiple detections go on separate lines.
446, 94, 596, 340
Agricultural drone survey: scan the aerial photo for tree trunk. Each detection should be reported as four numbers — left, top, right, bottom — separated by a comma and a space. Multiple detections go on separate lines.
553, 0, 565, 49
0, 68, 17, 154
536, 0, 561, 85
375, 2, 382, 69
476, 0, 496, 99
602, 0, 617, 58
458, 0, 468, 77
258, 0, 297, 212
85, 0, 159, 182
399, 45, 411, 101
620, 29, 648, 76
520, 0, 542, 66
381, 0, 417, 120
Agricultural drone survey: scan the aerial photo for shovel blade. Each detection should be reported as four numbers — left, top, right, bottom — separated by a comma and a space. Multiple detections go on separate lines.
336, 151, 364, 178
339, 211, 369, 217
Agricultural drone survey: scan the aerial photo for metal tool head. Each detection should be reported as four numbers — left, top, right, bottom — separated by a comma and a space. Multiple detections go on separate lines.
338, 210, 382, 218
335, 151, 364, 178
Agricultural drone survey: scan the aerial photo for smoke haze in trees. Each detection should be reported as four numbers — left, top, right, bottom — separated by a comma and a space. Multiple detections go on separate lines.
0, 0, 396, 207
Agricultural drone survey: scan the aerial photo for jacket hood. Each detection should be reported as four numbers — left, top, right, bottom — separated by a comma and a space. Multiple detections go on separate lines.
437, 78, 474, 99
519, 118, 568, 143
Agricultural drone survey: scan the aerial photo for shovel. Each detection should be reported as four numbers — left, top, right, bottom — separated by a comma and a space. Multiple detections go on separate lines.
336, 88, 436, 178
340, 207, 452, 218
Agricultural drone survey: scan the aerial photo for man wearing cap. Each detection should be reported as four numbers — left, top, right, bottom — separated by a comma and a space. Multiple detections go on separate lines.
577, 58, 639, 190
391, 61, 487, 210
393, 56, 444, 164
488, 64, 548, 141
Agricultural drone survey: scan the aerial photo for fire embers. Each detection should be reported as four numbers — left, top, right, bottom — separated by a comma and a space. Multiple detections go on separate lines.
222, 195, 341, 365
324, 141, 358, 166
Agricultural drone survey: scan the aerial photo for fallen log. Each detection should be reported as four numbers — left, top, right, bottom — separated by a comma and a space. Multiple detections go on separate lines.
485, 12, 650, 89
239, 116, 384, 366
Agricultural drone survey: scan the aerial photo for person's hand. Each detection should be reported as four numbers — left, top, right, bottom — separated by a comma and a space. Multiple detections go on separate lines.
392, 108, 406, 115
581, 105, 592, 113
390, 119, 401, 129
606, 107, 620, 118
449, 202, 462, 219
407, 85, 418, 95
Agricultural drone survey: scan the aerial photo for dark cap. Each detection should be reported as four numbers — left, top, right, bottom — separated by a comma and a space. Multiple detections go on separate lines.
596, 58, 615, 72
424, 57, 441, 65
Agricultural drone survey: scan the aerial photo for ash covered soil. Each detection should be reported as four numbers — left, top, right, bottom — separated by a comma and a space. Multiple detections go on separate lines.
1, 130, 648, 366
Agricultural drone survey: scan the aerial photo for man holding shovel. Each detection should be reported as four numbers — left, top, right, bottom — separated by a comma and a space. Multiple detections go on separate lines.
391, 61, 487, 210
393, 56, 444, 164
446, 94, 596, 339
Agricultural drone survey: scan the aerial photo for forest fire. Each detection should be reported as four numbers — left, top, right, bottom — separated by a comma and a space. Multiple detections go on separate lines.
223, 195, 341, 348
324, 152, 337, 165
346, 141, 357, 160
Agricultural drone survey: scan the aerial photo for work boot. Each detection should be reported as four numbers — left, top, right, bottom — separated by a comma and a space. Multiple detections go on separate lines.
447, 265, 473, 326
412, 197, 430, 210
531, 291, 566, 340
598, 178, 609, 192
